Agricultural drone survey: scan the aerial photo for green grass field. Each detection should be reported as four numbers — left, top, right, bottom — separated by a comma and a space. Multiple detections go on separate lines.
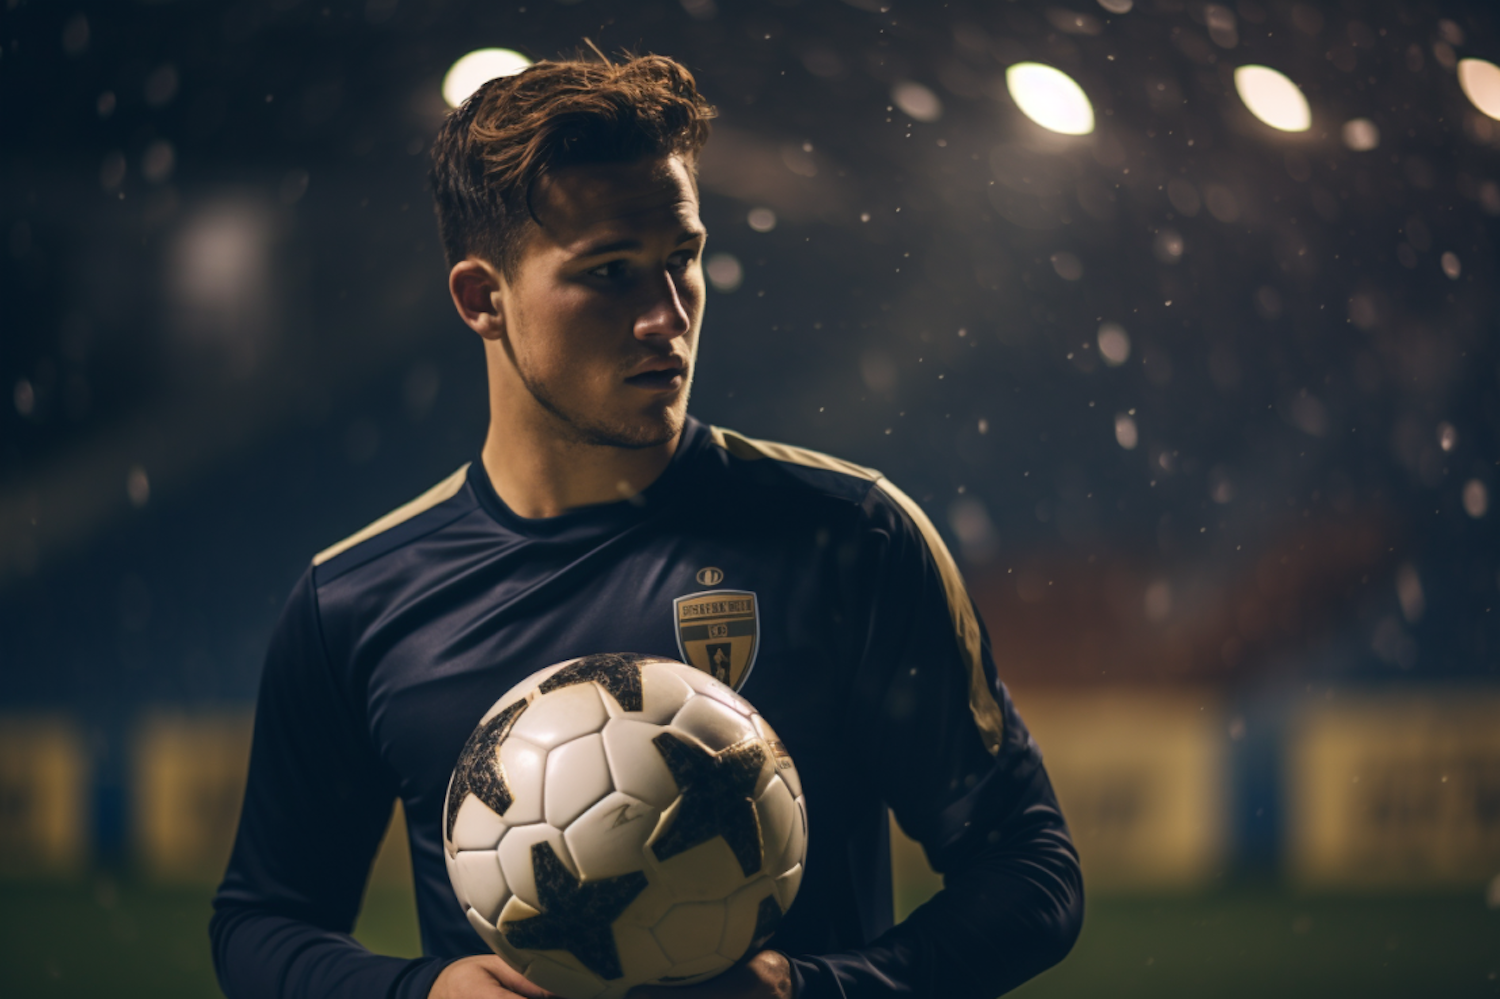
3, 878, 1497, 998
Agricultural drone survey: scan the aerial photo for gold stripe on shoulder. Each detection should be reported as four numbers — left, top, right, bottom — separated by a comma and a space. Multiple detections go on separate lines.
313, 463, 471, 566
873, 477, 1006, 756
708, 425, 1003, 752
708, 425, 881, 481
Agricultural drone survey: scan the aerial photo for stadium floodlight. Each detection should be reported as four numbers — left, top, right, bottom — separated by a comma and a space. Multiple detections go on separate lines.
1458, 58, 1500, 121
1233, 65, 1311, 132
443, 48, 532, 108
1005, 63, 1095, 136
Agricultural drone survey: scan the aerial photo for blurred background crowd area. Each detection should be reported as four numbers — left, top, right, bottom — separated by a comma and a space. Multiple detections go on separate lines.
2, 0, 1499, 995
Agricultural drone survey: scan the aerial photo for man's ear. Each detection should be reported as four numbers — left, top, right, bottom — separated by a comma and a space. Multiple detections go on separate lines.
449, 259, 507, 341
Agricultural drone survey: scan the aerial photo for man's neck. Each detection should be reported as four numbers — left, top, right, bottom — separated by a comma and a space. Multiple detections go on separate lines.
479, 420, 681, 520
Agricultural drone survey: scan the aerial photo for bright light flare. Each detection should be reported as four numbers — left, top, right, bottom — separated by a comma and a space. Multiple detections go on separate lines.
443, 48, 532, 108
1233, 65, 1310, 132
1458, 58, 1500, 121
1342, 117, 1379, 151
1005, 63, 1095, 135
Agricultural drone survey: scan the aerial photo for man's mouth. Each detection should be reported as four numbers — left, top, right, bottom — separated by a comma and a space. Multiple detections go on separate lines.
625, 364, 687, 392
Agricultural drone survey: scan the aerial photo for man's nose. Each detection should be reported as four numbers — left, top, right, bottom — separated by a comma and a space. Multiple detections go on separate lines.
634, 269, 692, 341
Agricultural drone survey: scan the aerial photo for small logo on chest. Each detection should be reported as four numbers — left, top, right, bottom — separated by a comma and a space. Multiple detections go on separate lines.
674, 588, 760, 691
695, 566, 724, 586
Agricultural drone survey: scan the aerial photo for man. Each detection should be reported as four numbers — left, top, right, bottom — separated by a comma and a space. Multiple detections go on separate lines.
211, 53, 1082, 999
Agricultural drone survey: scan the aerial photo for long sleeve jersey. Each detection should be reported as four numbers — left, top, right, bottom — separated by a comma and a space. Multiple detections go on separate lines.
211, 416, 1083, 999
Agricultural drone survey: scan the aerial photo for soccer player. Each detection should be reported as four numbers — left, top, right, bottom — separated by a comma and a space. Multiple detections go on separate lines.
211, 53, 1082, 999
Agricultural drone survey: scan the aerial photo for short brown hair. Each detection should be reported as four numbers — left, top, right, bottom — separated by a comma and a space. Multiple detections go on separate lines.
428, 52, 715, 275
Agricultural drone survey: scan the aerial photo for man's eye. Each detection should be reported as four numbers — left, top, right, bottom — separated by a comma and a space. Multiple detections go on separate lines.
588, 260, 630, 280
668, 251, 698, 272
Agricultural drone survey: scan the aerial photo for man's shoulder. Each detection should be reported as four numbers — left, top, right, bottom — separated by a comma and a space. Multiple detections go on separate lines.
310, 463, 477, 585
700, 425, 884, 507
700, 425, 936, 537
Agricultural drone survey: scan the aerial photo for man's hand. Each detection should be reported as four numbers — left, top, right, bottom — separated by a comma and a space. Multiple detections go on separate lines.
632, 951, 793, 999
430, 955, 556, 999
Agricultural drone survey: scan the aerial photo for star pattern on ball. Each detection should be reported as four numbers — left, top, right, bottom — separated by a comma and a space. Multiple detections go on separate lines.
750, 894, 783, 951
538, 652, 648, 712
650, 731, 767, 876
501, 841, 648, 981
445, 698, 529, 840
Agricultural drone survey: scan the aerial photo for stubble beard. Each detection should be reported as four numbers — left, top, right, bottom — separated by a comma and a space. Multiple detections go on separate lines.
516, 359, 691, 450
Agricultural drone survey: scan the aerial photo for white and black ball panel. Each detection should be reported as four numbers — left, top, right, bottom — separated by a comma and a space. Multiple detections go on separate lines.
772, 862, 803, 913
631, 661, 696, 724
700, 682, 757, 720
524, 953, 607, 999
600, 718, 679, 810
492, 735, 546, 826
610, 922, 673, 986
449, 794, 507, 853
543, 733, 613, 829
755, 775, 796, 874
651, 898, 726, 966
785, 797, 809, 879
563, 791, 660, 882
719, 877, 777, 963
751, 714, 802, 800
672, 664, 740, 702
510, 682, 609, 749
670, 694, 757, 753
466, 906, 505, 953
647, 826, 752, 904
497, 822, 576, 912
480, 658, 579, 726
444, 848, 461, 898
454, 849, 509, 924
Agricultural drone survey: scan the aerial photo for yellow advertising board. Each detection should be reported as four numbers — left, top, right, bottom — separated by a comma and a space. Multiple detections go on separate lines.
1020, 687, 1228, 890
1288, 690, 1500, 887
889, 687, 1227, 908
132, 711, 411, 884
134, 712, 255, 881
0, 716, 88, 876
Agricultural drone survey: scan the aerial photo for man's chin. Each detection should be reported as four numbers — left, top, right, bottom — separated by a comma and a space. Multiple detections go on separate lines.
572, 403, 686, 450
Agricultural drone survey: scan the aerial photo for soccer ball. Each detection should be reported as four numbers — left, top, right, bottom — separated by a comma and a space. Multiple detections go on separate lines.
442, 652, 808, 999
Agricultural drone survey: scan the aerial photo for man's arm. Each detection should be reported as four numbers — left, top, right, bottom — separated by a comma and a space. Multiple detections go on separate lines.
210, 568, 454, 999
784, 482, 1084, 999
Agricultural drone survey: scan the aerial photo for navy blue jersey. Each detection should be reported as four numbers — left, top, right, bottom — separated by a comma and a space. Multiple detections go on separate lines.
211, 416, 1082, 999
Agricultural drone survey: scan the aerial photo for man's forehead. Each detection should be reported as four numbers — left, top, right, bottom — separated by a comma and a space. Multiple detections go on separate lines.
533, 156, 702, 249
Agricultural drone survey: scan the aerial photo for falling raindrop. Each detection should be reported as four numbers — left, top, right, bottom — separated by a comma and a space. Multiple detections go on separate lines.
1342, 118, 1379, 151
127, 465, 151, 508
13, 379, 35, 417
891, 81, 942, 123
1097, 323, 1131, 366
141, 141, 176, 184
1153, 229, 1184, 263
705, 252, 743, 293
747, 207, 777, 232
1395, 564, 1424, 624
1050, 251, 1083, 280
144, 65, 180, 108
1114, 413, 1139, 450
1143, 579, 1172, 622
1463, 480, 1489, 519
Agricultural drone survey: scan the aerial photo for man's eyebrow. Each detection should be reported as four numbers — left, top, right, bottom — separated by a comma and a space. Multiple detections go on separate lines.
573, 228, 706, 258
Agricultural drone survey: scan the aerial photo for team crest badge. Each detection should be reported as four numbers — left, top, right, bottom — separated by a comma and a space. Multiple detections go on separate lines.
674, 589, 759, 690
